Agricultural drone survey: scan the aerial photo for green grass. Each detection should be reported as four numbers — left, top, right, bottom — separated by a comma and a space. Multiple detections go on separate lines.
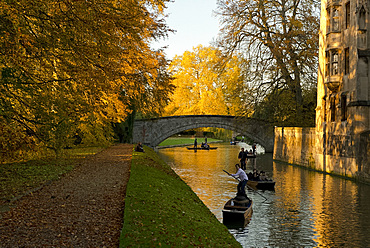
0, 146, 105, 203
158, 137, 222, 146
120, 146, 241, 248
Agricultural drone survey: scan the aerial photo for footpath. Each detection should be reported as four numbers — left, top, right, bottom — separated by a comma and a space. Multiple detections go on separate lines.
0, 144, 132, 247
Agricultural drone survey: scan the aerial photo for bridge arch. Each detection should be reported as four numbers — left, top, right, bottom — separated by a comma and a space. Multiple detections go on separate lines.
132, 115, 274, 152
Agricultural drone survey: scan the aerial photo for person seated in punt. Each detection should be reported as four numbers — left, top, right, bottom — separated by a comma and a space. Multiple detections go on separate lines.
248, 171, 253, 179
259, 171, 267, 181
251, 169, 260, 181
259, 171, 273, 181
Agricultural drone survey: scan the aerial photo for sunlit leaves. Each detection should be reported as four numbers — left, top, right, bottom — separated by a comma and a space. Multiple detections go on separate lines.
0, 0, 172, 158
164, 45, 251, 116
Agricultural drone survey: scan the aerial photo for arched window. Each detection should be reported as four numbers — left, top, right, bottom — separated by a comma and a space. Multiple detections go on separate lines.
333, 7, 340, 31
326, 50, 340, 76
345, 2, 350, 29
341, 94, 347, 121
327, 8, 331, 33
332, 51, 339, 75
344, 48, 349, 75
359, 6, 366, 30
326, 51, 330, 77
330, 96, 336, 122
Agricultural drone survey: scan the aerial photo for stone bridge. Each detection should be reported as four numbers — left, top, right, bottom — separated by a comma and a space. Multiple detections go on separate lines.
132, 115, 275, 153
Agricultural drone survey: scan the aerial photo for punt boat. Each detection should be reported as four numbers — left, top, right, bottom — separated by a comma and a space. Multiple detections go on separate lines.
247, 180, 275, 190
246, 153, 256, 158
222, 195, 253, 227
186, 147, 218, 150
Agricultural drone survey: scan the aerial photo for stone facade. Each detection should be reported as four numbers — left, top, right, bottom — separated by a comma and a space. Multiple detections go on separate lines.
273, 127, 318, 168
274, 0, 370, 183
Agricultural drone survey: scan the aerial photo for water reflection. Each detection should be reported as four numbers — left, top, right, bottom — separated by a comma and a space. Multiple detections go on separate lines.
157, 143, 370, 247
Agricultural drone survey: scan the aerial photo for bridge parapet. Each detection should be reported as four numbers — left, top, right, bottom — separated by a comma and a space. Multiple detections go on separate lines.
132, 115, 274, 152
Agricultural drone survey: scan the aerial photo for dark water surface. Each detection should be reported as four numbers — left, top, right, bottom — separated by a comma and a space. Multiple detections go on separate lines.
157, 143, 370, 248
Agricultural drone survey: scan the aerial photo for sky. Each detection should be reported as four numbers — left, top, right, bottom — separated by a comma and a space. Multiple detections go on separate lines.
153, 0, 220, 59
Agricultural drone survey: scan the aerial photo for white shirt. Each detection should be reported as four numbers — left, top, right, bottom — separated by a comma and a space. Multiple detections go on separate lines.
231, 168, 248, 181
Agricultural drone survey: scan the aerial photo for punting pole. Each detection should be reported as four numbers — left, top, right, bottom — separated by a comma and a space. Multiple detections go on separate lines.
223, 170, 268, 201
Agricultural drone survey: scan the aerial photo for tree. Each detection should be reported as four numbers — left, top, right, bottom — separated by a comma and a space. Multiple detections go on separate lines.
164, 45, 251, 116
216, 0, 319, 125
253, 85, 317, 126
0, 0, 173, 158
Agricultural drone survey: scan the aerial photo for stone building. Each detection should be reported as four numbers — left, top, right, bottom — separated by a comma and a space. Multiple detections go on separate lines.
274, 0, 370, 183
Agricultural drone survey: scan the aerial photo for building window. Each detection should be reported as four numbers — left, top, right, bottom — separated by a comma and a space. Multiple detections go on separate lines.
341, 95, 347, 121
333, 7, 340, 31
331, 51, 339, 75
330, 97, 336, 122
323, 97, 327, 121
325, 51, 329, 77
326, 50, 340, 76
327, 8, 331, 33
359, 6, 366, 30
345, 48, 349, 75
345, 2, 350, 29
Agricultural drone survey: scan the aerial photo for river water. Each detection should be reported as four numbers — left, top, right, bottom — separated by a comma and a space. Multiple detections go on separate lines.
157, 143, 370, 248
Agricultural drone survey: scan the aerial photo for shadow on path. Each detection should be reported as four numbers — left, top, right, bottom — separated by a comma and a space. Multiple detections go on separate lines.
0, 144, 132, 247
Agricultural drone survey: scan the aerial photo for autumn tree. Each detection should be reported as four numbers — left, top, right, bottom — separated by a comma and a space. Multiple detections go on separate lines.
253, 86, 317, 126
216, 0, 319, 125
164, 45, 252, 116
0, 0, 173, 159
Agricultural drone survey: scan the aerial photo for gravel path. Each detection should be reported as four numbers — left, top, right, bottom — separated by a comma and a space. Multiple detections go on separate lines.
0, 144, 132, 247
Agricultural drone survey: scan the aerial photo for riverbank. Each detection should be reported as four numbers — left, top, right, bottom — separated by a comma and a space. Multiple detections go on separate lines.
120, 146, 240, 247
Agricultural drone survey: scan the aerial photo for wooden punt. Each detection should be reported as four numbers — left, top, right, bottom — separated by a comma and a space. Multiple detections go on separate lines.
247, 180, 275, 190
222, 196, 253, 227
186, 147, 218, 150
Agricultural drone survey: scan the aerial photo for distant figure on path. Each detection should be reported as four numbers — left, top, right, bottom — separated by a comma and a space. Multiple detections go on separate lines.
194, 138, 198, 148
135, 142, 144, 152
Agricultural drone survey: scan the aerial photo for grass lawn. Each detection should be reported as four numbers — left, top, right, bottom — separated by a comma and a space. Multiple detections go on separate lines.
0, 146, 105, 204
158, 137, 223, 146
120, 146, 241, 247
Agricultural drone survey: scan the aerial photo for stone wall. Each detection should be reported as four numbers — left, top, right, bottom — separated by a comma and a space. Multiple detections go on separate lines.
274, 127, 370, 184
357, 130, 370, 182
273, 127, 318, 169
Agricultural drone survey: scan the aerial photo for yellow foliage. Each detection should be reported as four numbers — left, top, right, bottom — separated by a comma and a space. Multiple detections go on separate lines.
164, 45, 251, 117
0, 0, 173, 156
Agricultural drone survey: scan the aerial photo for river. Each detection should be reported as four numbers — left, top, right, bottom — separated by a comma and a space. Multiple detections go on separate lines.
157, 142, 370, 248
